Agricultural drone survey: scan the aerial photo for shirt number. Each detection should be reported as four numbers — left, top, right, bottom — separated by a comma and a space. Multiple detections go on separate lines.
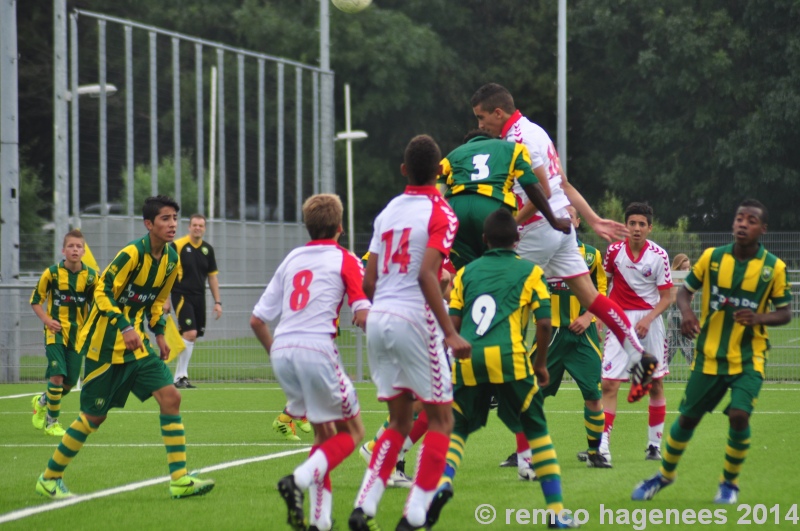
381, 228, 412, 274
289, 270, 313, 311
470, 154, 491, 181
471, 294, 497, 336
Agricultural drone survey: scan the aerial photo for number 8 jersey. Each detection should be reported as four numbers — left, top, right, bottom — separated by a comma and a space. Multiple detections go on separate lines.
449, 248, 551, 385
368, 185, 458, 311
252, 240, 370, 339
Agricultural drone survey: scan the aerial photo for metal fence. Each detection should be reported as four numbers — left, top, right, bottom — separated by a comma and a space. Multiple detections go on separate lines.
3, 263, 798, 384
56, 9, 334, 269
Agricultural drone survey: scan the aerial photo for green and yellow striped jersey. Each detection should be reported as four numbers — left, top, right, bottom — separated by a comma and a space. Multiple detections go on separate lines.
449, 248, 551, 385
438, 136, 538, 210
548, 240, 606, 328
30, 261, 98, 348
684, 244, 792, 376
77, 234, 180, 364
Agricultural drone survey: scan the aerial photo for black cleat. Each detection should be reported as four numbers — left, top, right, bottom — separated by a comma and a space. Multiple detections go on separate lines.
628, 352, 658, 403
586, 452, 612, 468
277, 475, 306, 531
425, 483, 453, 529
395, 517, 425, 531
499, 452, 518, 467
349, 508, 381, 531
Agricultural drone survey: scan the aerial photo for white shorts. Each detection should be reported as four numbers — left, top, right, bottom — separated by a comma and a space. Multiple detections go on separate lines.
516, 209, 588, 280
271, 335, 360, 423
602, 310, 669, 380
367, 306, 453, 404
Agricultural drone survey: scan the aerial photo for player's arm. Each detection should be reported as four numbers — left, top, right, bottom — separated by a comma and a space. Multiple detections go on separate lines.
342, 251, 371, 331
635, 287, 672, 339
208, 273, 222, 319
734, 261, 793, 327
520, 182, 571, 235
94, 250, 144, 353
419, 248, 471, 360
30, 270, 61, 333
560, 173, 627, 242
524, 266, 552, 387
363, 252, 379, 301
250, 315, 274, 354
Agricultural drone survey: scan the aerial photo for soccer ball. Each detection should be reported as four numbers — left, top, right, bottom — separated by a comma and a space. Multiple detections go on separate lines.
331, 0, 372, 14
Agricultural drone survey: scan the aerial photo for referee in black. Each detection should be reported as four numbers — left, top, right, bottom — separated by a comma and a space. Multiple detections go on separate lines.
165, 214, 222, 388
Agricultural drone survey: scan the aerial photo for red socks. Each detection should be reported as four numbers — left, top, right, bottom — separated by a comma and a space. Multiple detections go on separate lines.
414, 431, 450, 491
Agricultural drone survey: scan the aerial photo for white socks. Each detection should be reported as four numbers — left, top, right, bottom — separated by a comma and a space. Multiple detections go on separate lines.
174, 339, 194, 381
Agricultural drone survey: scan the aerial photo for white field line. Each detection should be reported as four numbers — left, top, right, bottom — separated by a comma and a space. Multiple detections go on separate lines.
1, 442, 308, 448
0, 447, 310, 524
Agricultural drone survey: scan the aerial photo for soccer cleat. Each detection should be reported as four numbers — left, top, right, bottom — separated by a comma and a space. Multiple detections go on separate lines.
576, 451, 588, 462
628, 352, 658, 403
396, 516, 425, 531
518, 464, 538, 481
714, 481, 739, 504
499, 452, 518, 467
348, 507, 382, 531
426, 482, 453, 529
174, 378, 187, 389
44, 421, 66, 437
586, 452, 613, 468
387, 469, 413, 489
277, 475, 305, 530
35, 474, 75, 499
631, 472, 673, 501
488, 395, 499, 410
645, 444, 662, 461
295, 417, 312, 434
359, 442, 373, 464
273, 417, 301, 442
170, 472, 215, 499
548, 512, 581, 529
31, 394, 47, 430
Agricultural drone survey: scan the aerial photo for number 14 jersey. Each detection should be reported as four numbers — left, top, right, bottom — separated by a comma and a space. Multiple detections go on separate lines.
252, 240, 370, 339
368, 185, 458, 311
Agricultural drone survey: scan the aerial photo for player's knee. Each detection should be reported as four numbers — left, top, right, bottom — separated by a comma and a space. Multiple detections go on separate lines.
183, 330, 198, 342
425, 406, 454, 434
727, 409, 750, 431
585, 399, 601, 411
678, 414, 700, 431
49, 375, 65, 386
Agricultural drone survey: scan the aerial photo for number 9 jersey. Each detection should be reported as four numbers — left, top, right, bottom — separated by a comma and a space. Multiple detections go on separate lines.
449, 249, 551, 385
252, 240, 370, 339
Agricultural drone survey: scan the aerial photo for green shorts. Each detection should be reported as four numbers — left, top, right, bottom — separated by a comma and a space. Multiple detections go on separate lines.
447, 194, 512, 270
679, 367, 764, 419
80, 354, 174, 416
540, 325, 603, 401
44, 343, 83, 386
453, 377, 547, 439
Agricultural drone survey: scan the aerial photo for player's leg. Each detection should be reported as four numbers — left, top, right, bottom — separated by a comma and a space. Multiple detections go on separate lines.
563, 327, 609, 468
38, 345, 69, 435
351, 309, 415, 529
568, 274, 658, 401
715, 370, 762, 504
144, 356, 214, 499
641, 312, 668, 459
273, 406, 301, 441
36, 357, 112, 499
632, 370, 726, 501
426, 383, 490, 529
646, 379, 666, 460
173, 295, 198, 388
391, 401, 427, 488
598, 378, 621, 462
288, 341, 363, 530
512, 380, 579, 528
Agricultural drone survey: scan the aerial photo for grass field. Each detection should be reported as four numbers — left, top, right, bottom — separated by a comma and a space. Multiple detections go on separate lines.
1, 382, 799, 530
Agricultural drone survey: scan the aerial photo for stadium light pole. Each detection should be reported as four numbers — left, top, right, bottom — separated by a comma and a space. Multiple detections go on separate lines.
334, 84, 367, 252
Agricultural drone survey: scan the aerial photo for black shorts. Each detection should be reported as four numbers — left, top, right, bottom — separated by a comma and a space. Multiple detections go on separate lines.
173, 293, 206, 337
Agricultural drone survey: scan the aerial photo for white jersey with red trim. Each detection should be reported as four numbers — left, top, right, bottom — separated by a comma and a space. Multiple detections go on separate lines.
368, 185, 458, 310
604, 239, 673, 311
503, 111, 571, 218
252, 240, 370, 339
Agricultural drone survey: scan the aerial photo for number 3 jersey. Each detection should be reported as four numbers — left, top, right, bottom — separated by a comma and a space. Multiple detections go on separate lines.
438, 135, 538, 210
368, 185, 458, 311
252, 240, 370, 339
449, 248, 551, 385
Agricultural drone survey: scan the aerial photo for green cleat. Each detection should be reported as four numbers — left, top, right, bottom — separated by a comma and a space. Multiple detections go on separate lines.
295, 417, 312, 434
36, 474, 75, 499
44, 421, 66, 437
170, 472, 215, 499
273, 418, 301, 441
31, 394, 46, 430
